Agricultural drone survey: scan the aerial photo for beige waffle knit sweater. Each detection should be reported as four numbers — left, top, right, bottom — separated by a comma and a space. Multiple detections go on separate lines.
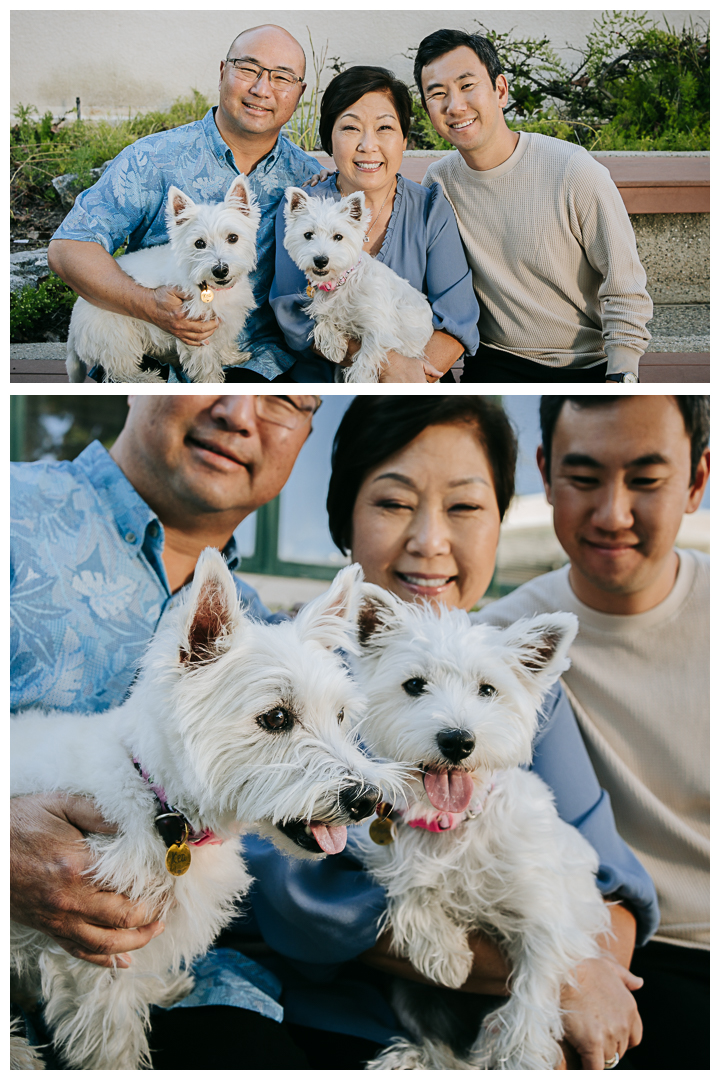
474, 550, 709, 949
423, 133, 653, 375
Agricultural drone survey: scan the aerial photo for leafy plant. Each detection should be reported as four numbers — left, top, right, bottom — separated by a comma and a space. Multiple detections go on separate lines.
481, 11, 709, 151
11, 91, 213, 215
10, 273, 79, 343
283, 31, 346, 152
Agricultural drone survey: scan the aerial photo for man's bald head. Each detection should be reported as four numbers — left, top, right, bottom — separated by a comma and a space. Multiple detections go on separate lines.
227, 24, 306, 79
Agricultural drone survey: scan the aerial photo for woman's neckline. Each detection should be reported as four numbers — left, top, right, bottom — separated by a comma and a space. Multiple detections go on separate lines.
331, 172, 404, 261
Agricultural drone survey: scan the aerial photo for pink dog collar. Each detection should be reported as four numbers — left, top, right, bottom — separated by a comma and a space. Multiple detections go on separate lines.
307, 260, 361, 296
402, 777, 495, 834
405, 811, 465, 833
133, 758, 222, 847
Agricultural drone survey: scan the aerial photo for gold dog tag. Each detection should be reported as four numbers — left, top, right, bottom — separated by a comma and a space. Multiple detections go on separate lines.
369, 818, 396, 845
306, 284, 316, 298
165, 828, 192, 876
200, 287, 214, 303
369, 804, 396, 845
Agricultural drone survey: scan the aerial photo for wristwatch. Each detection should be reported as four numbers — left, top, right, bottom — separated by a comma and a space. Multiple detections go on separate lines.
606, 372, 639, 383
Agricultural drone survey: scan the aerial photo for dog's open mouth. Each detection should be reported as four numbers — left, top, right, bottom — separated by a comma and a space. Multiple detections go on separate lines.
422, 767, 474, 814
277, 819, 347, 854
310, 269, 329, 278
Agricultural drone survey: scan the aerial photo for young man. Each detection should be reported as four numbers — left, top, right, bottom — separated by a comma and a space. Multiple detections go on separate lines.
11, 395, 320, 1067
415, 30, 653, 383
475, 395, 710, 1069
48, 26, 319, 381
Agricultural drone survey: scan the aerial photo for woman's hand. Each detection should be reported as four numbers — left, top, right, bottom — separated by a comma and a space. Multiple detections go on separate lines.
378, 350, 443, 383
559, 902, 642, 1069
11, 793, 165, 968
303, 170, 332, 188
560, 957, 643, 1069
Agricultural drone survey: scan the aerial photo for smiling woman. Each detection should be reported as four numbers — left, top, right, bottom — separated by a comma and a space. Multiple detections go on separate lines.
270, 67, 480, 382
327, 395, 516, 610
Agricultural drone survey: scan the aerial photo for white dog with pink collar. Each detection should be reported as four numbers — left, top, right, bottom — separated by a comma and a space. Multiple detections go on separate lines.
350, 585, 611, 1070
282, 187, 434, 383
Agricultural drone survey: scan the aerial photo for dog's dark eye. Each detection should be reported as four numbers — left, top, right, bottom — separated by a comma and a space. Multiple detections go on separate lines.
333, 233, 344, 242
303, 231, 314, 240
194, 238, 207, 249
257, 707, 293, 731
337, 707, 345, 724
479, 684, 496, 698
403, 678, 427, 697
227, 234, 238, 244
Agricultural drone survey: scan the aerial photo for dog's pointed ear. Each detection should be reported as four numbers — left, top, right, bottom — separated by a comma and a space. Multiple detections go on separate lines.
225, 174, 254, 215
499, 613, 578, 690
284, 187, 311, 219
294, 563, 364, 650
167, 186, 196, 227
340, 191, 366, 222
357, 584, 406, 649
180, 548, 239, 667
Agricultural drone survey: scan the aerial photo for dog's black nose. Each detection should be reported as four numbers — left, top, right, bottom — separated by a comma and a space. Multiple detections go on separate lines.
313, 255, 329, 269
340, 784, 382, 822
436, 728, 475, 763
212, 263, 229, 279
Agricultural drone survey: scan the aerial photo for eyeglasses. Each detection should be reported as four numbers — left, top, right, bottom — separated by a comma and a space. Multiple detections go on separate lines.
254, 396, 321, 430
225, 58, 302, 91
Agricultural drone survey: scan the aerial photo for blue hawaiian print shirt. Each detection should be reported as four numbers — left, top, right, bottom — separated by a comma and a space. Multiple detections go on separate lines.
10, 440, 277, 713
11, 440, 287, 1024
51, 108, 320, 379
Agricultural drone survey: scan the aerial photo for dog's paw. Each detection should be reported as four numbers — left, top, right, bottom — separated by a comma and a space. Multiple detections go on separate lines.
432, 947, 474, 989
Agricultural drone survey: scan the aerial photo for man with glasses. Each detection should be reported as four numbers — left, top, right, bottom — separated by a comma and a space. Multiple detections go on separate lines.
11, 394, 320, 1066
48, 26, 320, 382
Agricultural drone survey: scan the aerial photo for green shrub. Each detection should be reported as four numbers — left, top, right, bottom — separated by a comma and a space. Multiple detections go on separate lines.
10, 274, 79, 343
11, 91, 212, 212
485, 11, 709, 151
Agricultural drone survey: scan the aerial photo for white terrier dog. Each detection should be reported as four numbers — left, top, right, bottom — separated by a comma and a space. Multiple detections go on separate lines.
350, 588, 611, 1070
10, 553, 401, 1070
283, 188, 434, 383
66, 176, 259, 384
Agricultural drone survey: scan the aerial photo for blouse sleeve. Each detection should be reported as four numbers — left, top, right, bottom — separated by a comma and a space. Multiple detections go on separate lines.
423, 181, 480, 355
269, 202, 316, 354
531, 683, 659, 945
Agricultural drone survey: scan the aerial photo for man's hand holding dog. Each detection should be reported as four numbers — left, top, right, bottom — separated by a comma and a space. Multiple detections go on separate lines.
148, 286, 219, 347
10, 793, 164, 968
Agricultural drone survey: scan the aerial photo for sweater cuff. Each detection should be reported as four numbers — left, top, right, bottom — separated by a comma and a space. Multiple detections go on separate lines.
604, 346, 643, 379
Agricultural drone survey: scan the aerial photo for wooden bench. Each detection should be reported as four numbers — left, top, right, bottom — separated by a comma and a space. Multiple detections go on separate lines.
10, 355, 708, 384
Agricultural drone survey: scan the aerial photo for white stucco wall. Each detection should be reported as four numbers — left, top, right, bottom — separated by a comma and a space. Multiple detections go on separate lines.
11, 8, 709, 121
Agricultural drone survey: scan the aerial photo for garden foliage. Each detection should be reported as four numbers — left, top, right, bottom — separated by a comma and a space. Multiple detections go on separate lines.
11, 91, 211, 214
10, 273, 79, 343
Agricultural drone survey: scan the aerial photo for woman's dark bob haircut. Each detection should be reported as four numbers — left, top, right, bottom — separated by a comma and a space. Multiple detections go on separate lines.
319, 66, 413, 158
327, 396, 518, 555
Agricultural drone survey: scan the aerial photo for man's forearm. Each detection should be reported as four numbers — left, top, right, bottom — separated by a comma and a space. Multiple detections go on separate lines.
48, 239, 154, 321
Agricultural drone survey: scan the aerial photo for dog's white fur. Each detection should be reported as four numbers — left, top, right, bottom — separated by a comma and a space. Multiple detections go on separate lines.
10, 554, 401, 1070
66, 176, 259, 384
351, 588, 611, 1070
283, 187, 434, 382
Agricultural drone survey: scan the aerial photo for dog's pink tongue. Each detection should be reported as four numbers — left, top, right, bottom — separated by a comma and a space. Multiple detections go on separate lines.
309, 823, 347, 854
423, 769, 474, 813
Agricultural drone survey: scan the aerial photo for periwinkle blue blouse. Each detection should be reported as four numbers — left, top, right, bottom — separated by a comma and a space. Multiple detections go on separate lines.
269, 174, 480, 381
